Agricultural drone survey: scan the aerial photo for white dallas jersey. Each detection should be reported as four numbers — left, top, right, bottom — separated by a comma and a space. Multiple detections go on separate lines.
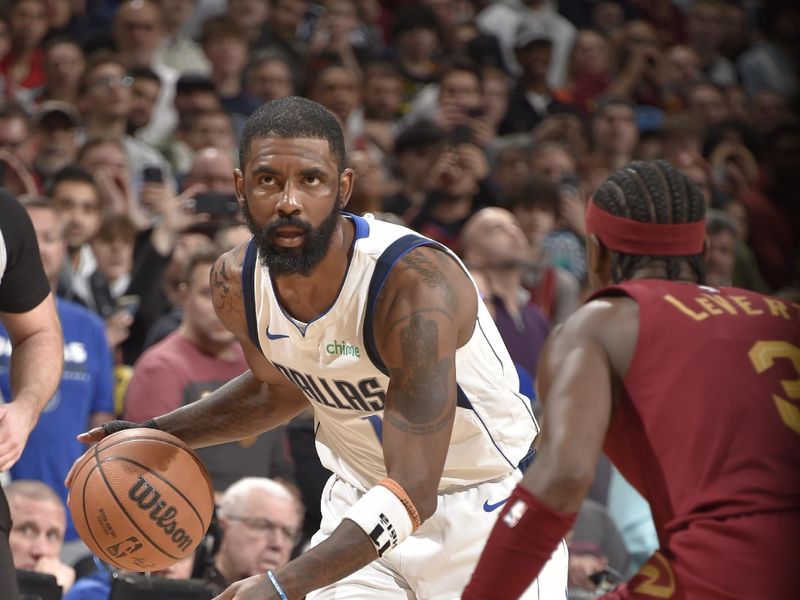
243, 214, 538, 492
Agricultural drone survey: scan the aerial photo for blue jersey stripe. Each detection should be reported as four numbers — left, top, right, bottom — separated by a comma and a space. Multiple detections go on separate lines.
242, 239, 261, 352
363, 234, 439, 375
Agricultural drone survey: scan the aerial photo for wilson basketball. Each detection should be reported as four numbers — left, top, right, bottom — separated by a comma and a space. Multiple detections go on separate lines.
67, 429, 214, 572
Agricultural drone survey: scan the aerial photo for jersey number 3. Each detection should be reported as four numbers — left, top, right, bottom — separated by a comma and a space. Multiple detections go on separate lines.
748, 340, 800, 435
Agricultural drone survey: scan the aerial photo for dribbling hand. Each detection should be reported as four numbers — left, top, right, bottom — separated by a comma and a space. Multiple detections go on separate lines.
65, 419, 158, 487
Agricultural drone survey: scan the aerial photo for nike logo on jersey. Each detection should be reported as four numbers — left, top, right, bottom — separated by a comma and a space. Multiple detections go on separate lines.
482, 498, 509, 512
266, 326, 289, 340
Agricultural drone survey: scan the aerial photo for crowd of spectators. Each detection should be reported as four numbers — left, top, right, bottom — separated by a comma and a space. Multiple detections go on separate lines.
1, 0, 797, 597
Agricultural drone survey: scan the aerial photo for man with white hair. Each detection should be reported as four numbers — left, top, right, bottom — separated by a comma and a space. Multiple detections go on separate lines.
207, 478, 303, 590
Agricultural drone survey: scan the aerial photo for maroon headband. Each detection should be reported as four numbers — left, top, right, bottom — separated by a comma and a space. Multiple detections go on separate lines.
585, 200, 706, 256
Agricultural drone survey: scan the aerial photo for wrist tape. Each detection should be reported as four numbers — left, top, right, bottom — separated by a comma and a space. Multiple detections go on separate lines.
343, 479, 420, 557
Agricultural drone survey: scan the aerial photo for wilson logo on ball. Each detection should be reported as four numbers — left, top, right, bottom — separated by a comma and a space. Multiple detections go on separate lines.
128, 475, 194, 552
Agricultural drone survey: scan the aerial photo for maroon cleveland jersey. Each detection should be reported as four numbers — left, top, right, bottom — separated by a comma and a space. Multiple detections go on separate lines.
594, 280, 800, 600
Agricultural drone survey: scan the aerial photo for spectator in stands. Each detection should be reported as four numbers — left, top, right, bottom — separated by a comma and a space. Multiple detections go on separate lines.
387, 3, 443, 102
506, 173, 580, 325
430, 59, 494, 147
111, 0, 178, 146
7, 480, 75, 593
382, 120, 446, 221
737, 3, 798, 99
200, 17, 262, 121
205, 478, 303, 589
184, 146, 237, 194
307, 63, 366, 149
0, 101, 38, 179
245, 50, 295, 104
500, 21, 571, 136
155, 0, 211, 75
252, 0, 309, 69
126, 66, 162, 138
685, 0, 736, 86
686, 81, 729, 126
125, 245, 294, 490
476, 0, 576, 87
461, 207, 551, 379
228, 0, 270, 46
360, 61, 404, 153
40, 37, 85, 105
410, 140, 502, 252
0, 0, 49, 103
591, 99, 638, 171
76, 53, 173, 190
31, 101, 81, 184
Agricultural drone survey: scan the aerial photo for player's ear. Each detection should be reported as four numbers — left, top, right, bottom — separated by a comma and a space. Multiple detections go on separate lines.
587, 234, 612, 286
234, 169, 245, 207
338, 167, 355, 209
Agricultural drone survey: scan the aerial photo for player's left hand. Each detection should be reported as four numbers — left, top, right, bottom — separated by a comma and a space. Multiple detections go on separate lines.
0, 401, 37, 470
212, 574, 279, 600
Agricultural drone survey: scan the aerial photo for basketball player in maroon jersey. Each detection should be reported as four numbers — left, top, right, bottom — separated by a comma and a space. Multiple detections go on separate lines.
463, 160, 800, 599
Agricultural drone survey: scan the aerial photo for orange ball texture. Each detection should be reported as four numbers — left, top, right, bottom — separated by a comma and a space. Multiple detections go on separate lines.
67, 429, 214, 572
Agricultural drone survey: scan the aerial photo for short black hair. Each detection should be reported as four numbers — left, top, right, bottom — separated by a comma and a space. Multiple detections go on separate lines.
506, 174, 561, 218
238, 96, 346, 173
47, 164, 97, 196
593, 159, 706, 283
394, 120, 446, 156
128, 65, 161, 87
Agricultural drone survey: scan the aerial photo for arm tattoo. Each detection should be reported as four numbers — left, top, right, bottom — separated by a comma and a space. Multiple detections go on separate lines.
211, 250, 243, 318
400, 250, 458, 311
386, 313, 453, 435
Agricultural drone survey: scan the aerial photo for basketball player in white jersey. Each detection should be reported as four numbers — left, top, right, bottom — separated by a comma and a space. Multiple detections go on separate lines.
73, 97, 568, 599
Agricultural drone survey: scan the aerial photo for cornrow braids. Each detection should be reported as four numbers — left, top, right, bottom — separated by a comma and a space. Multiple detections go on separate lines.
592, 160, 706, 284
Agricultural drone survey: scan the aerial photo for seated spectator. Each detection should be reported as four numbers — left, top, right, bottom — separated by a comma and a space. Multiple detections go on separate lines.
205, 478, 303, 589
124, 245, 295, 491
461, 207, 551, 379
386, 3, 443, 103
3, 197, 114, 562
7, 480, 75, 593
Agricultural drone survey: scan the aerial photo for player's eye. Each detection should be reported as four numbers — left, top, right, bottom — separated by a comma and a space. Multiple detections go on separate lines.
304, 176, 319, 185
260, 175, 275, 185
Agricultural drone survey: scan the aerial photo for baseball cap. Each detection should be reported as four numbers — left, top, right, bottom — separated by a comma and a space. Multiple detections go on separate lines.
32, 101, 81, 128
514, 20, 552, 50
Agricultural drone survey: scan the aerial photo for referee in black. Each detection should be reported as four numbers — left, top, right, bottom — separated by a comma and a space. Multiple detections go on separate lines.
0, 189, 64, 598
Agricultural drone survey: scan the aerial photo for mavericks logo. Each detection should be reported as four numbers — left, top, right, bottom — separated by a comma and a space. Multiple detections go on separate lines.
128, 475, 193, 552
325, 340, 360, 358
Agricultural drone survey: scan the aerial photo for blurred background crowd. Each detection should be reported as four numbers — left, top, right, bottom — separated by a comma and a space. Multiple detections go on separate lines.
0, 0, 797, 597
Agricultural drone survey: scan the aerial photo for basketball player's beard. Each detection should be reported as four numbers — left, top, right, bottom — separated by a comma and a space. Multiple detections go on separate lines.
242, 193, 343, 276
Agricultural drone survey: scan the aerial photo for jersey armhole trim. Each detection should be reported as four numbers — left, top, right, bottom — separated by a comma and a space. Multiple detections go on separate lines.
242, 239, 262, 352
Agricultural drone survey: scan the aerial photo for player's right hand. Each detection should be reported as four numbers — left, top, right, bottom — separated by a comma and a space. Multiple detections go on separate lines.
67, 420, 159, 487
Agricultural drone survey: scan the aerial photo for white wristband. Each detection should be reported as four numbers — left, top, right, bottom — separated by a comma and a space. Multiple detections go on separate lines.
343, 484, 414, 557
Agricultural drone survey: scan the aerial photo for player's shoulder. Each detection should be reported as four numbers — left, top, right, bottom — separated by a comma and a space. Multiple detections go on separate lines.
555, 295, 639, 340
381, 244, 470, 310
544, 295, 639, 381
210, 241, 248, 332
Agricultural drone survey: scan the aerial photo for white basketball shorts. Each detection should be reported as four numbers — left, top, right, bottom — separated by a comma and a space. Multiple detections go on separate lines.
306, 471, 569, 599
